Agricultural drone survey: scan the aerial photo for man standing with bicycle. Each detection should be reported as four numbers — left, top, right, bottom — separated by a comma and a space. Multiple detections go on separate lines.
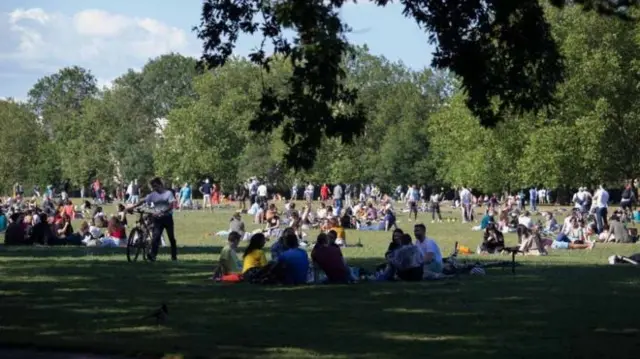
127, 177, 178, 261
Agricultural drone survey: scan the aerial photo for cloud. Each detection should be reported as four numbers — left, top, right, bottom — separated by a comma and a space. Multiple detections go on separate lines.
0, 7, 198, 96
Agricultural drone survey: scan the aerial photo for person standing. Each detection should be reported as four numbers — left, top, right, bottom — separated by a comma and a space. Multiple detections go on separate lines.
320, 183, 330, 202
429, 188, 443, 223
127, 177, 178, 261
405, 185, 420, 222
257, 181, 268, 208
291, 182, 299, 201
305, 182, 315, 203
529, 186, 538, 212
200, 179, 212, 211
179, 183, 192, 210
593, 185, 609, 234
460, 186, 472, 223
333, 183, 343, 215
249, 178, 258, 205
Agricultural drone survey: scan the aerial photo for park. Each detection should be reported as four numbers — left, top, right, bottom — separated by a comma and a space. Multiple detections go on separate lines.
2, 1, 640, 358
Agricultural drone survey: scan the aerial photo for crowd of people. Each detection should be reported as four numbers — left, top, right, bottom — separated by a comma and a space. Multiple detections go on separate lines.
3, 176, 640, 282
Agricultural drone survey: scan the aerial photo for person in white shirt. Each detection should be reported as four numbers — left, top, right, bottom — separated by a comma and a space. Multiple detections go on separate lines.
593, 185, 609, 234
257, 183, 268, 208
304, 183, 314, 203
518, 211, 533, 229
413, 223, 443, 277
459, 186, 472, 223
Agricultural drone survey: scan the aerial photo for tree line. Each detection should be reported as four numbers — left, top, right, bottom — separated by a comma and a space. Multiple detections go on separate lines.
0, 4, 638, 195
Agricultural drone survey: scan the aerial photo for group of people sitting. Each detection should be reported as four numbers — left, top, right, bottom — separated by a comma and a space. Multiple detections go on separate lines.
473, 206, 638, 256
214, 221, 446, 284
2, 197, 131, 248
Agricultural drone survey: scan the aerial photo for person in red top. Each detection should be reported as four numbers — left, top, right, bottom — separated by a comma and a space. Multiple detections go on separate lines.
212, 183, 220, 205
311, 233, 348, 283
320, 184, 330, 202
63, 200, 75, 220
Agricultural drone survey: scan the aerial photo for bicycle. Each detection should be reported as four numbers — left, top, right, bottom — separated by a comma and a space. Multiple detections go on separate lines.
126, 207, 155, 262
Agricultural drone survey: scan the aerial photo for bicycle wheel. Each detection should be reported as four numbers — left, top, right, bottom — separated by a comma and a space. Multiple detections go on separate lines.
127, 228, 143, 262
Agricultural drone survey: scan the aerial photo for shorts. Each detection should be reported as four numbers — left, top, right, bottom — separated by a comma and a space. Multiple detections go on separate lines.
409, 201, 417, 212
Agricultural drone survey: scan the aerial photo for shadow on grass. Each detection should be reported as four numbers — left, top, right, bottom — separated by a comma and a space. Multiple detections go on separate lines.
1, 247, 640, 359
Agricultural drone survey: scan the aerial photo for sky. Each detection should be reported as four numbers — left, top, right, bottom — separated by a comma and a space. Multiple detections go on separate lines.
0, 0, 434, 101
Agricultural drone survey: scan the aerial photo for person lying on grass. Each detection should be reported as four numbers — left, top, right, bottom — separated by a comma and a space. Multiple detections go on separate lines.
552, 217, 594, 250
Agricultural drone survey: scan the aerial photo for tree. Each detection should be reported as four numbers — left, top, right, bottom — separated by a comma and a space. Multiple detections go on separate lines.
114, 53, 201, 120
156, 59, 265, 188
27, 66, 98, 132
195, 0, 633, 168
0, 100, 48, 192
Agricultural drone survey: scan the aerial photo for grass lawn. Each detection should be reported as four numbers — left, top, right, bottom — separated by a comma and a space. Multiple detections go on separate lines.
1, 202, 640, 359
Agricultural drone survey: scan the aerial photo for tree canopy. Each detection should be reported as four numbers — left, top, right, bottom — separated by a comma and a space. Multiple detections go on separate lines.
1, 3, 640, 195
195, 0, 637, 168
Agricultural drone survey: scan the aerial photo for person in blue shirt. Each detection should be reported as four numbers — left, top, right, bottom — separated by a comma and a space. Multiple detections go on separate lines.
179, 183, 192, 210
276, 232, 310, 285
529, 187, 538, 212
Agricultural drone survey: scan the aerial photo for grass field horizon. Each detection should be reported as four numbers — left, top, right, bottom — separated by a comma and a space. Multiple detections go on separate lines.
1, 201, 640, 359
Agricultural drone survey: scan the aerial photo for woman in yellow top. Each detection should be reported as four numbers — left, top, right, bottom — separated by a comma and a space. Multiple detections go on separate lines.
329, 218, 346, 246
242, 233, 269, 283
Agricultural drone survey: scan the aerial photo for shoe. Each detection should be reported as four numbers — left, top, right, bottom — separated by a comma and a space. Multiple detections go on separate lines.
171, 257, 178, 261
146, 254, 157, 262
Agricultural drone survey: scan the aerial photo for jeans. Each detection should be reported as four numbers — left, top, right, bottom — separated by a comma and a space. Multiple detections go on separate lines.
151, 214, 177, 259
431, 203, 442, 221
596, 207, 608, 234
335, 199, 343, 214
530, 199, 537, 212
128, 195, 139, 204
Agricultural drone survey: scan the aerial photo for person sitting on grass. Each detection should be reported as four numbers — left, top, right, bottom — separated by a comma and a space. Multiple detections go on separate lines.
542, 211, 559, 235
358, 208, 396, 231
375, 229, 405, 280
242, 233, 270, 283
472, 209, 494, 231
4, 212, 26, 245
274, 232, 310, 285
478, 222, 505, 254
311, 233, 348, 283
328, 218, 346, 246
388, 234, 424, 281
552, 217, 594, 250
605, 214, 637, 243
414, 223, 444, 278
270, 227, 295, 261
264, 210, 281, 239
217, 231, 242, 276
100, 216, 126, 248
518, 225, 548, 256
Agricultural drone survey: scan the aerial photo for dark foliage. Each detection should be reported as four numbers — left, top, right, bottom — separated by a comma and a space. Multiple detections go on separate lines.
195, 0, 637, 168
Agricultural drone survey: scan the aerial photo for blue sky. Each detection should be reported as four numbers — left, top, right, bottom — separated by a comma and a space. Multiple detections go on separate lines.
0, 0, 434, 100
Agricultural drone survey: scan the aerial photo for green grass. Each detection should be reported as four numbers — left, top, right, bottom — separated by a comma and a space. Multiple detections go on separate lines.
1, 202, 640, 359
